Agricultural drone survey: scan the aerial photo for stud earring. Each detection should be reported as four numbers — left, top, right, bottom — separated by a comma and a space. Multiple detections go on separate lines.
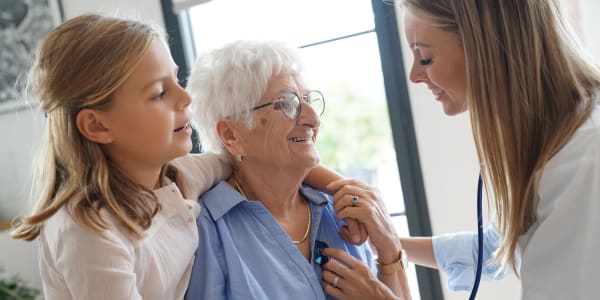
235, 154, 243, 162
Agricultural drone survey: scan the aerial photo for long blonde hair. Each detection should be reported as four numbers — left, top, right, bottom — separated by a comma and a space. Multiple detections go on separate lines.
403, 0, 600, 273
12, 14, 182, 241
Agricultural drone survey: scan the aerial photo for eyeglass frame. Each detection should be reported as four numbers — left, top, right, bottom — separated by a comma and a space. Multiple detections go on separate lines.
251, 90, 325, 120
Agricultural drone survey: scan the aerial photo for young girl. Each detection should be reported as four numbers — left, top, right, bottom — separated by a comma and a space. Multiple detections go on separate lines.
11, 14, 229, 300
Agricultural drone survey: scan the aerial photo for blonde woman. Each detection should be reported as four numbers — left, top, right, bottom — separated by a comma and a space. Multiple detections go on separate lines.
316, 0, 600, 299
11, 14, 231, 299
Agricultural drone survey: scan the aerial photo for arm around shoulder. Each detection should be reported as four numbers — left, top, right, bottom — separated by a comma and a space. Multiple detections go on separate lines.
172, 152, 232, 199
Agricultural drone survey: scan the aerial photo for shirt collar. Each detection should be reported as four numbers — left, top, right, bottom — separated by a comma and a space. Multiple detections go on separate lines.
202, 181, 329, 221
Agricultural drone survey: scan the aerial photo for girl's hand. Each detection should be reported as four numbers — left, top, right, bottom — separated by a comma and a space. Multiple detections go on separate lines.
321, 248, 400, 300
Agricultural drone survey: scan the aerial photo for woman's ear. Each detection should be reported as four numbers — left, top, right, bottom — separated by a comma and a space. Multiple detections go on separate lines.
76, 109, 114, 144
216, 119, 244, 156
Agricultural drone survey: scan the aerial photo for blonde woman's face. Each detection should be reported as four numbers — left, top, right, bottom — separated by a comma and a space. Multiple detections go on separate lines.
404, 10, 468, 116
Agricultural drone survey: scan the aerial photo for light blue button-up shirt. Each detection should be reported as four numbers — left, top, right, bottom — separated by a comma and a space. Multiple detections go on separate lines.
432, 220, 517, 291
185, 182, 376, 300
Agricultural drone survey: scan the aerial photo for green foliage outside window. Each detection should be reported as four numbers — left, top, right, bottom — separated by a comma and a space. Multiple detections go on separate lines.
317, 83, 394, 173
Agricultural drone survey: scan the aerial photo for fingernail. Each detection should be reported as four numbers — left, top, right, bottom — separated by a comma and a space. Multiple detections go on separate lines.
352, 234, 360, 243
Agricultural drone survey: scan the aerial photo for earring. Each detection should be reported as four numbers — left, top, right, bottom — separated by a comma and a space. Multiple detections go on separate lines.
235, 154, 243, 162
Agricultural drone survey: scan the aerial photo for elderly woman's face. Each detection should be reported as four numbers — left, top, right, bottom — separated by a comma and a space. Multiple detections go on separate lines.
239, 73, 321, 169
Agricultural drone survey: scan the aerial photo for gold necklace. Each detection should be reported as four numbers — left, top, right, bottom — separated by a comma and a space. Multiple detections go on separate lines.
293, 203, 311, 244
230, 175, 311, 244
231, 176, 249, 199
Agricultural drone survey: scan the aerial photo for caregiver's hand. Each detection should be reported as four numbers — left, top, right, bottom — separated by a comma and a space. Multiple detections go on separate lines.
304, 166, 368, 245
321, 248, 405, 300
327, 179, 401, 262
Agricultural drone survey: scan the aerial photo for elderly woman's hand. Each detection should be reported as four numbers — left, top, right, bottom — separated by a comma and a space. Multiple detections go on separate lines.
321, 248, 404, 300
327, 179, 401, 262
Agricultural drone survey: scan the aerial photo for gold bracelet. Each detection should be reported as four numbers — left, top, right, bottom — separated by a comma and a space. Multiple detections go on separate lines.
376, 249, 407, 275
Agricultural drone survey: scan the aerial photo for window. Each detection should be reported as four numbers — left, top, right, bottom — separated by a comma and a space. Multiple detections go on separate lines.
163, 0, 442, 298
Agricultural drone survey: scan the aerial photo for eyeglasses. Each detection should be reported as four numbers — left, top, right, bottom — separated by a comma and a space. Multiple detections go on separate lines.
252, 90, 325, 120
313, 240, 330, 265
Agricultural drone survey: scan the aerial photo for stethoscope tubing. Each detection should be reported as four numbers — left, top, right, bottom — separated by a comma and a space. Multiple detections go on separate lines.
469, 175, 484, 300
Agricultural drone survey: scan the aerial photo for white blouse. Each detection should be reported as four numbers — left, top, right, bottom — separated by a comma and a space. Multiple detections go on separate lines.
433, 101, 600, 299
38, 153, 229, 300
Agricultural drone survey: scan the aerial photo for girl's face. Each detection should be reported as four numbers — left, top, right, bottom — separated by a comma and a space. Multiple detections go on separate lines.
100, 38, 192, 181
404, 9, 468, 116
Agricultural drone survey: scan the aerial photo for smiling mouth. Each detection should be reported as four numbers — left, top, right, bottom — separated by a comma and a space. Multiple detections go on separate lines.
174, 122, 190, 132
288, 137, 311, 142
432, 89, 444, 100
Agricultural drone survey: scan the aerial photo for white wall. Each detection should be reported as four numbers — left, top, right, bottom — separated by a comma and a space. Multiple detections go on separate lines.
0, 109, 45, 288
59, 0, 165, 28
579, 1, 600, 63
0, 0, 165, 290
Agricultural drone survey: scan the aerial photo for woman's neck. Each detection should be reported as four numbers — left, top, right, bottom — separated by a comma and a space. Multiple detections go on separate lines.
232, 164, 309, 216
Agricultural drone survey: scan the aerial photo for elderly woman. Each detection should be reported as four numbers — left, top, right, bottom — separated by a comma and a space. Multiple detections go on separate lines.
183, 40, 406, 299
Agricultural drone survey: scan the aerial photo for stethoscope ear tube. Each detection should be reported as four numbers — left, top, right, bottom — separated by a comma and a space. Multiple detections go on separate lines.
469, 175, 484, 300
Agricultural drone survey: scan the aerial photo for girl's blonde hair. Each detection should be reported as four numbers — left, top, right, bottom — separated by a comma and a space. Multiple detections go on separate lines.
12, 14, 182, 241
403, 0, 600, 273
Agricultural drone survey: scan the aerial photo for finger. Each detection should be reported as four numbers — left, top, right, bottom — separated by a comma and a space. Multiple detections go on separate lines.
321, 269, 339, 284
357, 223, 368, 244
323, 281, 345, 299
323, 249, 361, 276
342, 218, 362, 244
326, 178, 364, 193
332, 185, 370, 203
334, 194, 372, 213
336, 205, 369, 226
336, 205, 374, 226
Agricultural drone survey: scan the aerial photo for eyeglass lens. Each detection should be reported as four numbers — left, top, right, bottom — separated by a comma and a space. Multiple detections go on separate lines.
276, 91, 324, 119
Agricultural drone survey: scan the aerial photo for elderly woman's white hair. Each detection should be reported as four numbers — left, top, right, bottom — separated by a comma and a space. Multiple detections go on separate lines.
187, 40, 307, 156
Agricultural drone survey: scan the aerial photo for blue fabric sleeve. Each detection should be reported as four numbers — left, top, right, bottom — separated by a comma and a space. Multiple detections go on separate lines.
432, 220, 514, 291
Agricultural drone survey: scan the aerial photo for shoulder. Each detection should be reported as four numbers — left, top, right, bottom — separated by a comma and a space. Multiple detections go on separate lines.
544, 103, 600, 171
171, 153, 221, 170
41, 204, 134, 258
197, 181, 245, 222
170, 153, 222, 184
536, 103, 600, 219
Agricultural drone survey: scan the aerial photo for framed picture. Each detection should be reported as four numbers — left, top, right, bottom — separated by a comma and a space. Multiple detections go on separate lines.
0, 0, 63, 115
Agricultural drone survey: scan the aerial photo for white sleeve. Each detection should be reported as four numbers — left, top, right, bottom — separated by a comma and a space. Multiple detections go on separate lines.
49, 225, 142, 300
519, 139, 600, 299
172, 153, 232, 199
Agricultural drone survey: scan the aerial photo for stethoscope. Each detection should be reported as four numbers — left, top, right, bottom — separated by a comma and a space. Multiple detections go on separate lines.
469, 175, 484, 300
